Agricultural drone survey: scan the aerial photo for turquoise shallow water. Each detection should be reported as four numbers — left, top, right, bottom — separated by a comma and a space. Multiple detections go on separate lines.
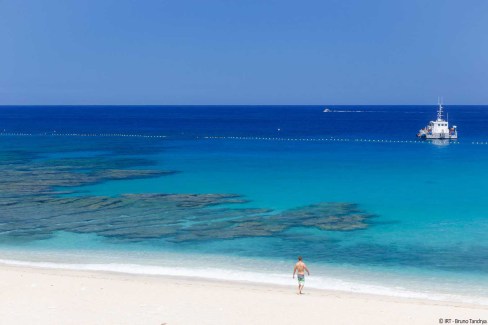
1, 105, 488, 303
83, 139, 488, 250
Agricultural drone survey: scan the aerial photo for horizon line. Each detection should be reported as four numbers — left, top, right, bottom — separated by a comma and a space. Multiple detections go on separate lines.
1, 104, 488, 107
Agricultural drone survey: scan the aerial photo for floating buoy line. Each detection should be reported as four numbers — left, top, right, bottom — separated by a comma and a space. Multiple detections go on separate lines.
2, 132, 488, 145
0, 132, 166, 139
203, 136, 466, 145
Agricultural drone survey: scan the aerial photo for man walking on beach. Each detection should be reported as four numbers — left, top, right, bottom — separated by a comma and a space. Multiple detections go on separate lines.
293, 256, 310, 295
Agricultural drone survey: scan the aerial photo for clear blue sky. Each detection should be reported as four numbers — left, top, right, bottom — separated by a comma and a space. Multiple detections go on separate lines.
1, 0, 487, 105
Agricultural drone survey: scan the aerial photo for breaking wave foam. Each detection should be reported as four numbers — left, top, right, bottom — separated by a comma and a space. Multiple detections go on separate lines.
1, 258, 486, 306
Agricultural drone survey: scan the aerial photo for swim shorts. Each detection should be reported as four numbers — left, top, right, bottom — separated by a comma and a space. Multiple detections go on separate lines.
297, 274, 305, 284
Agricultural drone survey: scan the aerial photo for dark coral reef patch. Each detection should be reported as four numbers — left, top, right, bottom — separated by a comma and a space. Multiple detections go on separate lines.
0, 149, 375, 243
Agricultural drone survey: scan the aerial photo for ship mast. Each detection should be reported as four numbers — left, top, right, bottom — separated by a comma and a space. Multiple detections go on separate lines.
437, 97, 444, 121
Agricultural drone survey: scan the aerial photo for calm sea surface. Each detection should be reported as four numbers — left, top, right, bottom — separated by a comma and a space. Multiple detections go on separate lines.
1, 105, 487, 303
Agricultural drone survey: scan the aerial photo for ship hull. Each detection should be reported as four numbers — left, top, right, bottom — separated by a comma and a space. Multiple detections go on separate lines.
420, 133, 458, 140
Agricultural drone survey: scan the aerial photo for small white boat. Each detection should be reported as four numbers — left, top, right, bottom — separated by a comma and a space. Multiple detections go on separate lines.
417, 99, 458, 140
323, 108, 332, 113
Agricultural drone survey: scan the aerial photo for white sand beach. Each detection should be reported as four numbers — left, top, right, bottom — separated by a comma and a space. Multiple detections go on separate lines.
0, 264, 487, 325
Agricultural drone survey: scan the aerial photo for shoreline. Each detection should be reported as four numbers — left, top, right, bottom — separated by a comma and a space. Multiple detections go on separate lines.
1, 255, 487, 306
1, 263, 487, 324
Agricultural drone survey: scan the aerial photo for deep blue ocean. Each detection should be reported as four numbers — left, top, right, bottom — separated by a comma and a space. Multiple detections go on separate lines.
1, 105, 487, 303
